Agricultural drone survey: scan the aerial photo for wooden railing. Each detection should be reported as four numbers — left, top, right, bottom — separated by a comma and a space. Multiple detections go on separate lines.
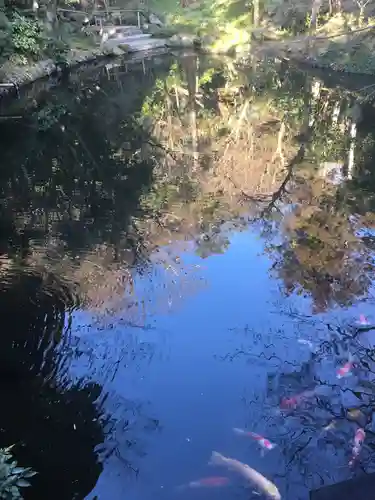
58, 7, 148, 29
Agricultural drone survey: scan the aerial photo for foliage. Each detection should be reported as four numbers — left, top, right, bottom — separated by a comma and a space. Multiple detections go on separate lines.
0, 9, 12, 58
10, 14, 46, 61
319, 36, 375, 74
44, 36, 69, 63
37, 102, 68, 131
151, 0, 254, 51
0, 0, 91, 67
0, 10, 70, 65
0, 446, 36, 499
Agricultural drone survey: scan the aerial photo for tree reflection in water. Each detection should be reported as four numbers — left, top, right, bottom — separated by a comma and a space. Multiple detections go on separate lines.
2, 51, 375, 498
0, 269, 105, 499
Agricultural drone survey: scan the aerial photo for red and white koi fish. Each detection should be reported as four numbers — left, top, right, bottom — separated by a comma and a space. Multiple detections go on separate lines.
233, 428, 277, 451
178, 477, 230, 490
358, 315, 369, 326
337, 356, 354, 379
209, 452, 281, 500
280, 388, 316, 410
349, 428, 365, 466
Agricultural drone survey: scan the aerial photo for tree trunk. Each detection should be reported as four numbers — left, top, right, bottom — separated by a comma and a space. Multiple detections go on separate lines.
346, 120, 357, 180
183, 55, 199, 171
45, 0, 58, 32
253, 0, 259, 27
333, 0, 342, 14
310, 0, 322, 30
32, 0, 39, 17
308, 78, 321, 127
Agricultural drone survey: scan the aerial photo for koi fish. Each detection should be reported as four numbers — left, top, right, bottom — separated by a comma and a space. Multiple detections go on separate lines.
347, 408, 364, 421
280, 388, 316, 410
337, 356, 354, 379
349, 428, 365, 466
297, 339, 314, 350
181, 476, 230, 488
233, 428, 277, 451
209, 452, 281, 500
358, 315, 369, 326
321, 420, 336, 433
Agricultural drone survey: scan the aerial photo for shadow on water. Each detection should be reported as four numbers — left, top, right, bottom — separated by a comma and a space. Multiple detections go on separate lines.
0, 54, 175, 498
3, 51, 375, 499
0, 268, 105, 499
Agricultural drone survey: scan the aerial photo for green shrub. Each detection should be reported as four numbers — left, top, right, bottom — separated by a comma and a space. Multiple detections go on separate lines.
10, 13, 46, 61
0, 11, 13, 62
44, 36, 69, 63
0, 445, 37, 500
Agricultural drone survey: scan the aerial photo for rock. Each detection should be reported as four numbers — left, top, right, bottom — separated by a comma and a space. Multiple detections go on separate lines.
111, 45, 126, 55
147, 25, 178, 37
251, 27, 280, 41
149, 13, 163, 26
102, 44, 126, 56
117, 44, 130, 53
201, 34, 216, 45
167, 34, 199, 48
199, 34, 216, 52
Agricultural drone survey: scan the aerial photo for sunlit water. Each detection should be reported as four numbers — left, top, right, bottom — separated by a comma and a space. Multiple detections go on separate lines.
1, 52, 375, 500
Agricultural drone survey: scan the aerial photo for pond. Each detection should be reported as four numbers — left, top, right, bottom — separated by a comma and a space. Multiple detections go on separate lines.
1, 51, 375, 500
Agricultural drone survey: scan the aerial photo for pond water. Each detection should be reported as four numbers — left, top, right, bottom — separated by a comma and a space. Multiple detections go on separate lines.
2, 52, 375, 500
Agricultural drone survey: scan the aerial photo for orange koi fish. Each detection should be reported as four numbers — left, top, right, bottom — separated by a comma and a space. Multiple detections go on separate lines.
184, 477, 230, 488
280, 388, 316, 410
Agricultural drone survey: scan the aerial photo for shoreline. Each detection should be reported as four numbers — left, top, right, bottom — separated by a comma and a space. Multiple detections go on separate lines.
0, 48, 106, 96
0, 42, 170, 97
4, 32, 375, 101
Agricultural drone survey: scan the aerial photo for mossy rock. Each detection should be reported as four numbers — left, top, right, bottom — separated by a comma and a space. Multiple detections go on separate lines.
102, 45, 126, 56
117, 44, 130, 53
167, 34, 200, 48
147, 25, 178, 37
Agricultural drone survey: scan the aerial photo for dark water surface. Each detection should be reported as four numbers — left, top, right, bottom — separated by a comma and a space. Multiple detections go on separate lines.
2, 52, 375, 500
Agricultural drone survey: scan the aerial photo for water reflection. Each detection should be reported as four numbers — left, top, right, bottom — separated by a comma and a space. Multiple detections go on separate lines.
0, 268, 104, 499
2, 53, 375, 498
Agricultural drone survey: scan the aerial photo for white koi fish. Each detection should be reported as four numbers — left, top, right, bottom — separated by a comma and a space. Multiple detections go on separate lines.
209, 451, 281, 500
